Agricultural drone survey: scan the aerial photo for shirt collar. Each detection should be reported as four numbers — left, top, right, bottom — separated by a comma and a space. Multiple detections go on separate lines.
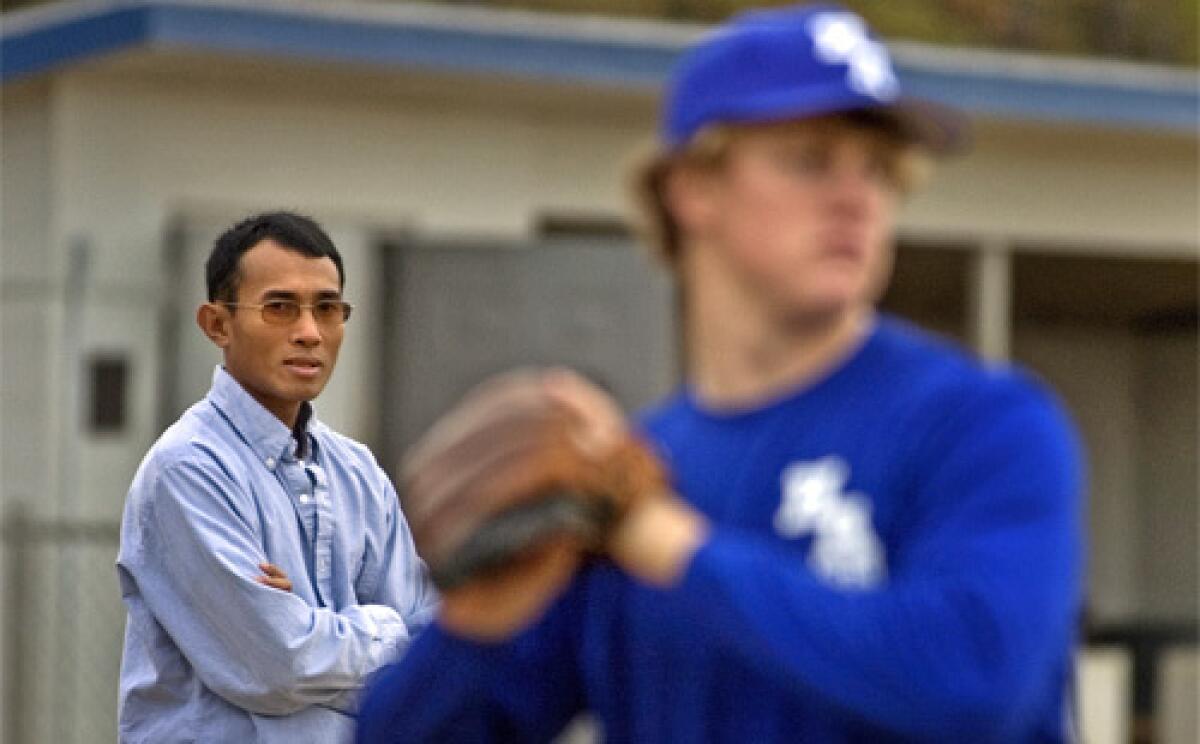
207, 366, 318, 466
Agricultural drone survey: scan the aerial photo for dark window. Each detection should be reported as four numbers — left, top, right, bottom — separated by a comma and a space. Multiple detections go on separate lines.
89, 355, 129, 434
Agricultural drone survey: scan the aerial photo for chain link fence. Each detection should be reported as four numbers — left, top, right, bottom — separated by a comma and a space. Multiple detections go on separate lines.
3, 502, 124, 744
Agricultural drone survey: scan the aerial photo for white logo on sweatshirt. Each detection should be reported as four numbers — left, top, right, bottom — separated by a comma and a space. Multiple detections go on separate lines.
774, 456, 885, 588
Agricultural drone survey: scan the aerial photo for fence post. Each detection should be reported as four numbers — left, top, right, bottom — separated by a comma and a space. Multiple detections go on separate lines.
4, 500, 30, 744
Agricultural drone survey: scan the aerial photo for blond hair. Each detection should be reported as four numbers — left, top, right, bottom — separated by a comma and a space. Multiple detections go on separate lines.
627, 113, 932, 269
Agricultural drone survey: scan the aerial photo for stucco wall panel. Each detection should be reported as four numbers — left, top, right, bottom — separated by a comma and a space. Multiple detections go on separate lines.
907, 122, 1199, 251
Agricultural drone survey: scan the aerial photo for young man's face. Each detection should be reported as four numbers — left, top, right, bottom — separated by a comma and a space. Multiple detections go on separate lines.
681, 121, 901, 325
209, 239, 345, 426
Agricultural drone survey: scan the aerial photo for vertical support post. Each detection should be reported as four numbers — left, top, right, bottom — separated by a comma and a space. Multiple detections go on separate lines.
56, 236, 90, 744
969, 236, 1013, 362
3, 502, 29, 744
158, 217, 187, 435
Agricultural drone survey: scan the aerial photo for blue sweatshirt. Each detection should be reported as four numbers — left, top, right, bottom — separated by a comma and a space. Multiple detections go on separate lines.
357, 316, 1084, 743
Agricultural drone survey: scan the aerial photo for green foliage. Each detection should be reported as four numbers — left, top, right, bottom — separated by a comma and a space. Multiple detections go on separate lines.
417, 0, 1199, 65
1183, 0, 1200, 64
4, 0, 1195, 65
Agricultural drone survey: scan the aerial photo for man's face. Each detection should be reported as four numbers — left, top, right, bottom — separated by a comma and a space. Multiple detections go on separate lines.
681, 121, 901, 325
209, 239, 344, 426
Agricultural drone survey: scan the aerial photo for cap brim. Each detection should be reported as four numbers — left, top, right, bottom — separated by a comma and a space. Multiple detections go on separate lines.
870, 97, 971, 156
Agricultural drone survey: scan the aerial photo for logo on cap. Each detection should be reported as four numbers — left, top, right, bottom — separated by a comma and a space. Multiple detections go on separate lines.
808, 11, 899, 102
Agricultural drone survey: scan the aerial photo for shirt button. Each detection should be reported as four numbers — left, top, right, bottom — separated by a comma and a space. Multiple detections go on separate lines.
265, 457, 276, 469
299, 494, 310, 504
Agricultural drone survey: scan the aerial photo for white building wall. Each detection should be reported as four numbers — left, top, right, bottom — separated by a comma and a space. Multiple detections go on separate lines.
1, 82, 59, 513
906, 122, 1199, 251
1, 80, 56, 740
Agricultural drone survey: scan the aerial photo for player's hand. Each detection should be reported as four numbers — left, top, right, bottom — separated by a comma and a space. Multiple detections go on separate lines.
400, 368, 674, 639
543, 370, 709, 586
438, 534, 584, 643
255, 563, 293, 592
542, 368, 628, 459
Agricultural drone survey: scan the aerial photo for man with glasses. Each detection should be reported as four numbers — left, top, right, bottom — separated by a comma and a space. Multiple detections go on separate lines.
117, 211, 437, 743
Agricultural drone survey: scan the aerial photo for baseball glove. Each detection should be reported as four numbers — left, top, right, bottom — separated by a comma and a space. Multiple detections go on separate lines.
400, 370, 668, 590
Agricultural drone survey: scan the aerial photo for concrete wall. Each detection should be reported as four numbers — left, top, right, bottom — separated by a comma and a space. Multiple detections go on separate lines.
1, 82, 58, 513
906, 121, 1199, 251
1, 80, 55, 741
1078, 647, 1133, 744
1159, 646, 1200, 744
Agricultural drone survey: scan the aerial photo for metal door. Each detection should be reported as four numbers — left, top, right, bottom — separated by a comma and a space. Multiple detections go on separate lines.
382, 238, 678, 465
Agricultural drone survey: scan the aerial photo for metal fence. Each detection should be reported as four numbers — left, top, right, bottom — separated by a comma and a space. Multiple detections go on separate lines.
3, 502, 124, 744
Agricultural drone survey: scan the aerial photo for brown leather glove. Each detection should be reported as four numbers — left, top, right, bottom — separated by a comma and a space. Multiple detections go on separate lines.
400, 369, 668, 590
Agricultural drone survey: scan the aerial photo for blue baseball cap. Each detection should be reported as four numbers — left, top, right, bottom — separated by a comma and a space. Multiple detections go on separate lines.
662, 3, 968, 154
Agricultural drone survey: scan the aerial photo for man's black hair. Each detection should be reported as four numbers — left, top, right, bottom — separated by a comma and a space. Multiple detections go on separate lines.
206, 211, 345, 302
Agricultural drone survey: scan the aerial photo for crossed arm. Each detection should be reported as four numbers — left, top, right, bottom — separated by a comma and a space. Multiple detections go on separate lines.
121, 456, 433, 717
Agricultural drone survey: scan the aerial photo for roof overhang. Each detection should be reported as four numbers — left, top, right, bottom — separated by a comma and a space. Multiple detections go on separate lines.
3, 0, 1197, 133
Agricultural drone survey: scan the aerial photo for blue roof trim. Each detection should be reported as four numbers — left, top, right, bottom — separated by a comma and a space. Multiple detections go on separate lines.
3, 1, 1197, 133
2, 4, 149, 81
903, 67, 1198, 132
151, 4, 676, 87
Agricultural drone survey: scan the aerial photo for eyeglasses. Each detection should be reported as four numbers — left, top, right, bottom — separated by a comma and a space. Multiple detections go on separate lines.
222, 299, 353, 326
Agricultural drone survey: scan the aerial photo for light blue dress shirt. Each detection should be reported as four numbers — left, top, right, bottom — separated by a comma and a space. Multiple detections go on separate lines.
117, 367, 437, 743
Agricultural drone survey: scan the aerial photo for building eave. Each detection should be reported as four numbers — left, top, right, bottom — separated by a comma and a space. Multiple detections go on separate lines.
3, 0, 1197, 133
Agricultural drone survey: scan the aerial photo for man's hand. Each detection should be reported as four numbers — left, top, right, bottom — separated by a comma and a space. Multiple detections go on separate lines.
255, 563, 293, 592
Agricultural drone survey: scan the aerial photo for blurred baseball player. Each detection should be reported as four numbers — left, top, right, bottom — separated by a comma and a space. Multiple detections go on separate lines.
117, 212, 437, 743
358, 4, 1083, 742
